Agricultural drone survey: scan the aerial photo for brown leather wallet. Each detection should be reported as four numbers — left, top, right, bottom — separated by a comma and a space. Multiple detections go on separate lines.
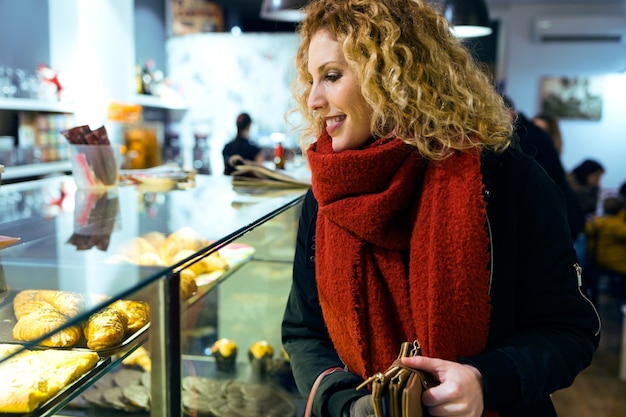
357, 341, 437, 417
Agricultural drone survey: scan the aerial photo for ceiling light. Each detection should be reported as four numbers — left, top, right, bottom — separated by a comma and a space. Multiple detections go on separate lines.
260, 0, 307, 22
444, 0, 493, 38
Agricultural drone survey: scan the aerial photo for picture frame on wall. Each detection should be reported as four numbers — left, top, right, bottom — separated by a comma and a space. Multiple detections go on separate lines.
171, 0, 224, 35
539, 76, 604, 120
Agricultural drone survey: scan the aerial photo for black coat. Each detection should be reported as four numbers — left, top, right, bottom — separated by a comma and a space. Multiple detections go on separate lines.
282, 146, 600, 417
514, 113, 586, 239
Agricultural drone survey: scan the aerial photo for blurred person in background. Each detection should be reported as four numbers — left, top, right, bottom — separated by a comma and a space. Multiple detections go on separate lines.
503, 96, 585, 239
585, 197, 626, 303
618, 181, 626, 202
567, 159, 605, 216
532, 112, 563, 156
222, 112, 264, 175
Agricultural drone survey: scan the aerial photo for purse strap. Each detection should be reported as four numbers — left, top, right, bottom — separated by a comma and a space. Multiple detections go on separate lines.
304, 366, 346, 417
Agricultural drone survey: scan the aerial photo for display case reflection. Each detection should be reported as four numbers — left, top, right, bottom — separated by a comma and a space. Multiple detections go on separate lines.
0, 258, 7, 306
67, 189, 120, 251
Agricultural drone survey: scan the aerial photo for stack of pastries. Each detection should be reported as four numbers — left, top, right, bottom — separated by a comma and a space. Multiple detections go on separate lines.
12, 290, 150, 350
110, 227, 229, 299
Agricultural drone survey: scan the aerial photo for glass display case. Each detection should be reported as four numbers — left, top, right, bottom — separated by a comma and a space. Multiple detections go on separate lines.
0, 174, 306, 416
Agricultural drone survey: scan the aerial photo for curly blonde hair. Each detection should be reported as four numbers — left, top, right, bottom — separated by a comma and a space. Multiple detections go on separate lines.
290, 0, 513, 159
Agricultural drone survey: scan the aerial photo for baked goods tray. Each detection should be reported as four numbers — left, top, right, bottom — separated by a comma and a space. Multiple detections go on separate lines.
0, 294, 150, 358
0, 356, 112, 417
0, 323, 149, 359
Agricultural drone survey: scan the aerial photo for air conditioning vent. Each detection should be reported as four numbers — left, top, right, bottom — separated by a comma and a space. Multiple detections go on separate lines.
533, 15, 626, 44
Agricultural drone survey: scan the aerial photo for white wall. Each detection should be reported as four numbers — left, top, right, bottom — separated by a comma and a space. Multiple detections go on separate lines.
49, 0, 135, 128
493, 2, 626, 190
167, 33, 300, 174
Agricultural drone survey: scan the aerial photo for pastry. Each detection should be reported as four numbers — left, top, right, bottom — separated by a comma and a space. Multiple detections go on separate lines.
121, 346, 151, 372
0, 348, 99, 413
121, 237, 159, 263
170, 249, 198, 271
167, 227, 208, 252
141, 231, 167, 251
172, 249, 228, 276
248, 341, 275, 375
84, 307, 128, 350
211, 338, 238, 372
179, 269, 198, 299
202, 252, 229, 272
138, 252, 167, 266
13, 289, 85, 319
109, 299, 150, 334
12, 308, 82, 348
13, 300, 55, 320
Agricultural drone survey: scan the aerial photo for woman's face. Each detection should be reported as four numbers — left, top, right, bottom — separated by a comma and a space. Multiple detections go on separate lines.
533, 118, 548, 132
307, 29, 374, 152
587, 170, 604, 188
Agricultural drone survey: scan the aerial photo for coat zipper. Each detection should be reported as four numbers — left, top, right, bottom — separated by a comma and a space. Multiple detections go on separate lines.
575, 262, 602, 337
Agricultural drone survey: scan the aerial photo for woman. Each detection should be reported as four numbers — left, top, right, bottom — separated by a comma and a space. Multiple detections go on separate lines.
281, 1, 600, 417
532, 112, 563, 156
567, 159, 605, 216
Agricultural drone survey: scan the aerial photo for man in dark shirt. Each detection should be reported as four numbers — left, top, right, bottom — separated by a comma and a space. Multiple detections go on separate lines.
222, 113, 264, 175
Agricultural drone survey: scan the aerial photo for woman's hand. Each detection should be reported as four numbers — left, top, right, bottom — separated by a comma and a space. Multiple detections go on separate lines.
401, 356, 484, 417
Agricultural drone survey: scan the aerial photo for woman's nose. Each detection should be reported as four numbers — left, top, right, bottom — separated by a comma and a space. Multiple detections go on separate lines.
307, 83, 325, 112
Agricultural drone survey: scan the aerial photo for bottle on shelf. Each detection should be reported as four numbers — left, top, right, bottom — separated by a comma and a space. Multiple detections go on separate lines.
140, 59, 155, 96
274, 141, 285, 170
193, 133, 211, 175
163, 131, 183, 167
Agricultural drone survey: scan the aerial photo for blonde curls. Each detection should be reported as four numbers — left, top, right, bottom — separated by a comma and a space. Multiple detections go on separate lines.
290, 0, 513, 159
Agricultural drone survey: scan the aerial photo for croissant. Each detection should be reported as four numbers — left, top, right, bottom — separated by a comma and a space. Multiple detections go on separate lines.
141, 231, 167, 251
13, 290, 85, 319
179, 269, 198, 300
202, 252, 228, 273
13, 300, 54, 320
41, 290, 85, 318
12, 308, 82, 347
109, 300, 150, 334
84, 307, 128, 350
168, 227, 208, 252
121, 237, 159, 264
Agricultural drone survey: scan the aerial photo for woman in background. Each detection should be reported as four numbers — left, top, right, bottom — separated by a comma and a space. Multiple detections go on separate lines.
533, 112, 563, 156
281, 1, 600, 417
567, 159, 605, 216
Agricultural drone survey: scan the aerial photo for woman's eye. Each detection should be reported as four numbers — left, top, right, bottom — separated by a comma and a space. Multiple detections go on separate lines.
325, 72, 342, 82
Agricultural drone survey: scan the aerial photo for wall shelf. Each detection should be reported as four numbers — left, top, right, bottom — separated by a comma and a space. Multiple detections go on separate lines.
2, 161, 71, 180
0, 97, 75, 113
133, 94, 186, 111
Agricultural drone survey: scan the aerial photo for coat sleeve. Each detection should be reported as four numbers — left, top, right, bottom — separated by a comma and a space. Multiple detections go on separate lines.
281, 188, 368, 417
463, 150, 601, 414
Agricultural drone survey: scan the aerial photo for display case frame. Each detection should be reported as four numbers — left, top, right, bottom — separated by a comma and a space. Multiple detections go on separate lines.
0, 174, 306, 416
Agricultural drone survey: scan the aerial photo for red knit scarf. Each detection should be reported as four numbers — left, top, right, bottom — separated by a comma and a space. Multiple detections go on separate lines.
308, 132, 493, 403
